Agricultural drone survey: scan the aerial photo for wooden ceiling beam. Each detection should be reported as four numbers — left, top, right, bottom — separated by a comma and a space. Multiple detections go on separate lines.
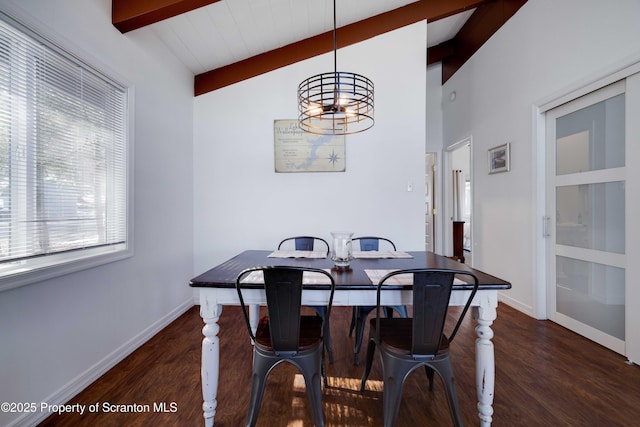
428, 0, 527, 83
112, 0, 525, 95
112, 0, 221, 33
194, 0, 491, 96
427, 40, 456, 65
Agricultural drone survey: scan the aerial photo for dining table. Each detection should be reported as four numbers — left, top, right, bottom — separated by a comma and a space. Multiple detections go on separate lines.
189, 249, 511, 427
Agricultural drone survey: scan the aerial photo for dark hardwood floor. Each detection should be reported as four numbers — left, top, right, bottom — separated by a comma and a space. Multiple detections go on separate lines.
39, 303, 640, 426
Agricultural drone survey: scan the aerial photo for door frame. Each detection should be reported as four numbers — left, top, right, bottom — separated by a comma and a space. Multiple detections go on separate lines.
425, 152, 437, 253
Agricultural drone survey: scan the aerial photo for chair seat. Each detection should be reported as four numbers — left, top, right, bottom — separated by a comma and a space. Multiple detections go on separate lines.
370, 318, 450, 356
351, 305, 407, 365
255, 315, 323, 351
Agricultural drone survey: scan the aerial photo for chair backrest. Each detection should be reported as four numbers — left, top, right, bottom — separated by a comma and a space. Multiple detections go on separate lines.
278, 236, 330, 255
353, 236, 396, 251
236, 266, 335, 354
376, 268, 478, 356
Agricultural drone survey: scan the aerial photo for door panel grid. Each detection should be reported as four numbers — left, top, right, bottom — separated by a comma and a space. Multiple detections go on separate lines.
546, 81, 627, 355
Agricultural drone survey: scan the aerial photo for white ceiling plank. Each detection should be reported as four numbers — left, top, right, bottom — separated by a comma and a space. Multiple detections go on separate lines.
208, 0, 252, 64
268, 0, 297, 47
186, 5, 235, 72
245, 0, 278, 54
151, 15, 205, 73
427, 9, 474, 47
225, 0, 263, 55
129, 0, 474, 76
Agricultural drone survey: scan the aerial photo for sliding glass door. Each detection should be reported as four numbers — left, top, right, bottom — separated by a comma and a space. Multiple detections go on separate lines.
546, 81, 627, 354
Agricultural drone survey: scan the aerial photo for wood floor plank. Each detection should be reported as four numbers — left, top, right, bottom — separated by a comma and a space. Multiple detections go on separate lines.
39, 303, 640, 426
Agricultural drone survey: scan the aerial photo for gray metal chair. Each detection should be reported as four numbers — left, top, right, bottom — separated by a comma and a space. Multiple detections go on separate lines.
349, 236, 408, 365
277, 236, 334, 363
236, 266, 335, 427
360, 268, 479, 427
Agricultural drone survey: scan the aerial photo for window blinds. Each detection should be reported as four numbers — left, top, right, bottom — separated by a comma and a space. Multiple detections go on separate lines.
0, 13, 127, 264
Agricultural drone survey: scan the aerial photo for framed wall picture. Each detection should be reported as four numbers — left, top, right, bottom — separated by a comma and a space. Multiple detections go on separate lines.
488, 143, 510, 174
273, 119, 345, 173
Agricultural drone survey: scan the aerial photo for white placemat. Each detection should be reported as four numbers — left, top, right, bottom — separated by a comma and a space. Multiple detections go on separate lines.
267, 250, 327, 258
352, 251, 413, 259
365, 269, 466, 285
240, 269, 332, 284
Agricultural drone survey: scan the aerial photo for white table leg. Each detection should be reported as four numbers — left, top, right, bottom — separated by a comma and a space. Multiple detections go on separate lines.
249, 304, 259, 339
473, 293, 497, 427
200, 301, 222, 427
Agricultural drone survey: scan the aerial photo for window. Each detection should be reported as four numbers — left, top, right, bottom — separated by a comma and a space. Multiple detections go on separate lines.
0, 13, 130, 291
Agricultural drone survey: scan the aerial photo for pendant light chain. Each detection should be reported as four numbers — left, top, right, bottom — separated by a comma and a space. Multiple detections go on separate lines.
333, 0, 337, 76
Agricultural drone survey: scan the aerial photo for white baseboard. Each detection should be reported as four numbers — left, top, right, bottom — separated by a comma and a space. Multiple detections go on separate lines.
498, 291, 538, 318
7, 299, 194, 427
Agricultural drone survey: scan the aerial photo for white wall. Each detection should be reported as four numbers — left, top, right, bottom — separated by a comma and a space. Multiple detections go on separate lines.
0, 1, 195, 425
441, 0, 640, 315
193, 23, 427, 273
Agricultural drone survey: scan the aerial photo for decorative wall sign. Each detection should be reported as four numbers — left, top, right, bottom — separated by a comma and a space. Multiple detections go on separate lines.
488, 143, 510, 174
274, 119, 345, 173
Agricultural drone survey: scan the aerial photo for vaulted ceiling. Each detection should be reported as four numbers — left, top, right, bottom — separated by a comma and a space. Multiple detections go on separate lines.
112, 0, 526, 96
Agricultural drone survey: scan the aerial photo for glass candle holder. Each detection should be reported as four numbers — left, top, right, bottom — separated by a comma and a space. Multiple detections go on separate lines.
331, 231, 353, 268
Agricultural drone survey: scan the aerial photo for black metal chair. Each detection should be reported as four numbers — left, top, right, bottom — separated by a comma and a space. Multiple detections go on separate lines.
236, 266, 335, 427
359, 268, 479, 427
277, 236, 334, 363
278, 236, 330, 255
349, 236, 408, 365
352, 236, 396, 252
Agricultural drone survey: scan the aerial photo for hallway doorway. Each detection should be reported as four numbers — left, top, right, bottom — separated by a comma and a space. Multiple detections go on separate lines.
444, 138, 472, 265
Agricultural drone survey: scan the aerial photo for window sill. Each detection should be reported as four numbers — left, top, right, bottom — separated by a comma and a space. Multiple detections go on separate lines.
0, 244, 132, 292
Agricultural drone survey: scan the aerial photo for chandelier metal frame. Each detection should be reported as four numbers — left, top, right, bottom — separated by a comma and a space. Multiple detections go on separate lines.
297, 0, 374, 135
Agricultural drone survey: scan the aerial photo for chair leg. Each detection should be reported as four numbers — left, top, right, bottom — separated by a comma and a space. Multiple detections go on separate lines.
425, 366, 435, 391
324, 318, 333, 364
321, 340, 328, 388
359, 339, 377, 391
429, 359, 463, 427
313, 306, 333, 364
352, 306, 375, 365
297, 352, 325, 427
393, 305, 408, 318
349, 307, 357, 337
246, 352, 278, 427
380, 354, 413, 427
353, 310, 367, 365
353, 307, 405, 365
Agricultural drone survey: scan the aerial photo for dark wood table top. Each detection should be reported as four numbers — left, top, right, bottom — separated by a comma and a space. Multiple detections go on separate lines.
190, 250, 511, 291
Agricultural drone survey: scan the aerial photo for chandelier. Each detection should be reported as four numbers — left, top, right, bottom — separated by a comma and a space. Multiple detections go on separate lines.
297, 0, 374, 135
